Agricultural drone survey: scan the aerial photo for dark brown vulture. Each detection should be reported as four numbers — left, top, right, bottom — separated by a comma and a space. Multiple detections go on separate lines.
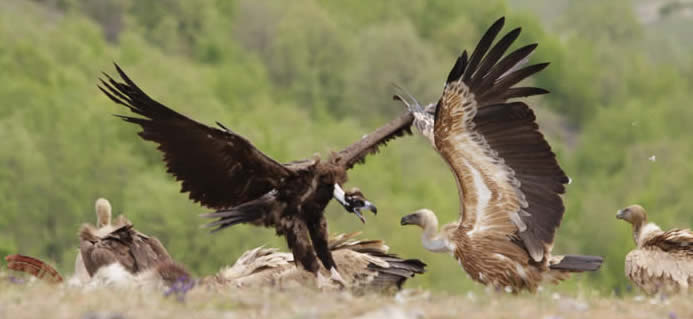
396, 17, 602, 292
617, 204, 693, 295
98, 65, 413, 283
205, 232, 426, 293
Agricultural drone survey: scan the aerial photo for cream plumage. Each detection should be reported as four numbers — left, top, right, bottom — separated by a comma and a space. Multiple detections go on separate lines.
617, 204, 693, 294
205, 233, 425, 293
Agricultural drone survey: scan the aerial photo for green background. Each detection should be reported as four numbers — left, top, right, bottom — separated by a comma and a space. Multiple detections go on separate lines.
1, 0, 692, 294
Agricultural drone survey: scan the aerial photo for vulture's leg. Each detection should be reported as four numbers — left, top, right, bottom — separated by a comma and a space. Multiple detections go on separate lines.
332, 184, 377, 223
285, 220, 320, 274
307, 214, 346, 287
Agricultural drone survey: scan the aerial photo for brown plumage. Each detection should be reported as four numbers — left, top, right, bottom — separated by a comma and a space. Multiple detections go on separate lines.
98, 64, 413, 282
617, 204, 693, 294
4, 254, 63, 283
204, 232, 426, 293
73, 198, 130, 283
79, 218, 174, 278
397, 17, 602, 292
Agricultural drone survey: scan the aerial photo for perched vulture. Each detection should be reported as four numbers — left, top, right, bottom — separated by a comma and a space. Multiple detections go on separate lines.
203, 232, 426, 293
617, 204, 693, 294
72, 198, 129, 284
79, 216, 175, 279
396, 17, 602, 292
99, 65, 414, 283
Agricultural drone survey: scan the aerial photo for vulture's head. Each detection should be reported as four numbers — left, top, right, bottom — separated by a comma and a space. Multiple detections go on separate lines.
341, 188, 377, 223
400, 209, 436, 229
616, 204, 648, 227
95, 198, 112, 228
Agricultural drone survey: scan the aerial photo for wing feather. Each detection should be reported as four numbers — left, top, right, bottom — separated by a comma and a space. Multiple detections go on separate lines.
644, 228, 693, 252
334, 111, 413, 170
99, 64, 295, 209
432, 17, 567, 261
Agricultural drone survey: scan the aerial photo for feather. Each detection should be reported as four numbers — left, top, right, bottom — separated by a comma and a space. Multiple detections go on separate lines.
5, 255, 63, 283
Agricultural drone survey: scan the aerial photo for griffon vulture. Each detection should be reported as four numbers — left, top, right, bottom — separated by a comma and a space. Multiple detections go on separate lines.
617, 204, 693, 294
72, 198, 130, 284
79, 217, 175, 279
396, 17, 602, 292
98, 65, 413, 283
204, 232, 426, 293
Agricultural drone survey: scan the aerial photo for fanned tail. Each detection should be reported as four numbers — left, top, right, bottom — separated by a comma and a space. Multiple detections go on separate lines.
329, 233, 426, 291
5, 254, 64, 283
200, 190, 279, 232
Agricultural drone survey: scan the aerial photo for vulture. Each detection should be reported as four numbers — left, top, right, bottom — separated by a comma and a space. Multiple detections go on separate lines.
617, 204, 693, 294
72, 198, 129, 284
204, 232, 426, 293
79, 215, 176, 280
396, 17, 603, 292
98, 64, 414, 283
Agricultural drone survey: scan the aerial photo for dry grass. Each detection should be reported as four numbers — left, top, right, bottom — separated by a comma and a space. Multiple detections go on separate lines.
0, 273, 689, 319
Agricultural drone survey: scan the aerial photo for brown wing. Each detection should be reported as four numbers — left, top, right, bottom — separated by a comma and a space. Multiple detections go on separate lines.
127, 230, 173, 271
334, 111, 413, 170
99, 64, 295, 209
432, 17, 566, 261
5, 254, 63, 283
329, 233, 426, 292
80, 225, 137, 276
644, 228, 693, 252
79, 223, 174, 276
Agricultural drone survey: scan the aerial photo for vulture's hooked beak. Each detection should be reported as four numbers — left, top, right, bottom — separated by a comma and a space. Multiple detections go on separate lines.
400, 214, 417, 226
352, 200, 377, 224
333, 184, 377, 223
616, 209, 626, 220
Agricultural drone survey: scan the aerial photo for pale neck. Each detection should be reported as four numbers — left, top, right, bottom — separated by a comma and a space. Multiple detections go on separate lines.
420, 213, 452, 253
634, 222, 661, 247
97, 214, 111, 228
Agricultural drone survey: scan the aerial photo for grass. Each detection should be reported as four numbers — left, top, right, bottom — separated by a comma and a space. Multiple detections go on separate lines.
0, 271, 689, 319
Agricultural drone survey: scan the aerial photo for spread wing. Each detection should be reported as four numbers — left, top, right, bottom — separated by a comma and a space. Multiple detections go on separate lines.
432, 17, 568, 261
99, 64, 295, 209
334, 111, 413, 170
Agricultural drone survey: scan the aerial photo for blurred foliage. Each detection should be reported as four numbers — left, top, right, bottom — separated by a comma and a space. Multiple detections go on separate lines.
1, 0, 692, 294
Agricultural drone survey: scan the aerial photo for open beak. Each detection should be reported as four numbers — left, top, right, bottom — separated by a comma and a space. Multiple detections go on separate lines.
616, 209, 625, 220
351, 201, 376, 224
353, 209, 366, 224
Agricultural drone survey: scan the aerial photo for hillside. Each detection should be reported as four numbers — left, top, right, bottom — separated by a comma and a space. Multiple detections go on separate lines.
1, 0, 693, 295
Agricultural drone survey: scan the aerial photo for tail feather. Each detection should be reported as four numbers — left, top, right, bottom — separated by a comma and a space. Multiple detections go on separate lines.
549, 255, 603, 272
200, 191, 278, 232
5, 254, 64, 283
